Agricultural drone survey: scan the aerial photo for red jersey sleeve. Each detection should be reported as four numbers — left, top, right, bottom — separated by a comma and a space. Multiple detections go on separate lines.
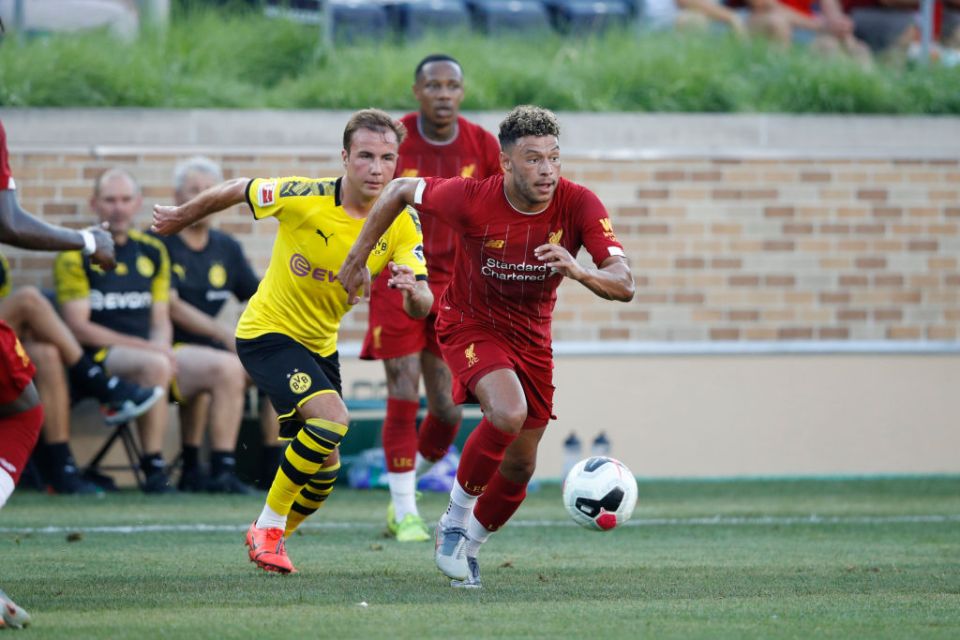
479, 130, 502, 178
575, 187, 626, 267
0, 121, 14, 191
415, 176, 477, 234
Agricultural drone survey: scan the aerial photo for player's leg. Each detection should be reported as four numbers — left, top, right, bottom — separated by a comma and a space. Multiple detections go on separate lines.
237, 333, 349, 573
382, 353, 428, 540
23, 341, 97, 494
256, 390, 282, 490
176, 392, 210, 491
416, 348, 463, 477
0, 385, 43, 630
175, 345, 250, 494
0, 287, 161, 422
102, 346, 175, 493
284, 447, 340, 538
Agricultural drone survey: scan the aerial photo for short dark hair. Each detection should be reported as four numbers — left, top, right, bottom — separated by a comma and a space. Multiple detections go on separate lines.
414, 54, 462, 81
498, 105, 561, 149
343, 108, 407, 152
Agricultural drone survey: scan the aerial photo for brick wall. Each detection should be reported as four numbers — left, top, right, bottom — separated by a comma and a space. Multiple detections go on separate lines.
4, 115, 959, 345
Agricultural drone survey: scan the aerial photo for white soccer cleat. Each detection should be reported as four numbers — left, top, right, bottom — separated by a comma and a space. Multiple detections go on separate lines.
0, 589, 30, 629
450, 556, 482, 589
434, 522, 469, 580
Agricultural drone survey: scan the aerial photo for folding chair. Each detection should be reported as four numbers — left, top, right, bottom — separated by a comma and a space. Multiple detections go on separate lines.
83, 419, 145, 490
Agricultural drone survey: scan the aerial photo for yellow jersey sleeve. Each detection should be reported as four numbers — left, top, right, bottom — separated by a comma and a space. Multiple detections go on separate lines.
144, 234, 171, 304
385, 206, 428, 279
246, 177, 333, 222
54, 250, 90, 304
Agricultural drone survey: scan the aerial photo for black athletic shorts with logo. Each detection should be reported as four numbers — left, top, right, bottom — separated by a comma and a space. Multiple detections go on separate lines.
235, 332, 342, 439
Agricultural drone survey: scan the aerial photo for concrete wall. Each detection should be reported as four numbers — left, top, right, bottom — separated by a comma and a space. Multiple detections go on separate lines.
3, 109, 958, 478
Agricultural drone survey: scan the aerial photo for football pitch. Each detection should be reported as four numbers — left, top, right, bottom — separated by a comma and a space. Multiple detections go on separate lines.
1, 477, 958, 639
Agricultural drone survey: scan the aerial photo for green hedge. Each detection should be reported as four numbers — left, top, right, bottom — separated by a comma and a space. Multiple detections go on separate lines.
1, 7, 958, 113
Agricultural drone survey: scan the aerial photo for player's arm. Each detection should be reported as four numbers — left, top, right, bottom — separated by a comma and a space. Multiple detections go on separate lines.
533, 248, 635, 302
149, 299, 173, 349
386, 261, 433, 319
170, 291, 236, 350
0, 191, 115, 268
151, 178, 248, 236
339, 177, 421, 304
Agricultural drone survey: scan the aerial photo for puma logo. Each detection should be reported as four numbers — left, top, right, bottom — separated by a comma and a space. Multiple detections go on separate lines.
316, 229, 334, 245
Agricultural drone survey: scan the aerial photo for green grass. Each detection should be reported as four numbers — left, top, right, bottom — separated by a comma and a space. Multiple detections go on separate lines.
1, 477, 959, 638
1, 6, 959, 113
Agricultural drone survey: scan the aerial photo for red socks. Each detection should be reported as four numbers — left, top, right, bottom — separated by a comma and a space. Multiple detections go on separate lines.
455, 417, 518, 496
417, 413, 461, 462
381, 398, 419, 472
474, 471, 528, 532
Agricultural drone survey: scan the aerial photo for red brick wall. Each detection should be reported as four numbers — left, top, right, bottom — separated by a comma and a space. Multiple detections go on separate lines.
5, 150, 959, 343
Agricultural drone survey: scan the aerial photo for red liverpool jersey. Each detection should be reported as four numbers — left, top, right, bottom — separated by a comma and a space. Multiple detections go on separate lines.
395, 113, 501, 288
416, 175, 626, 348
0, 121, 15, 191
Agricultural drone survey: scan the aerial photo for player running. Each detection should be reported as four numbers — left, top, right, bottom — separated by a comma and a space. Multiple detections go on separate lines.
152, 109, 432, 574
338, 105, 635, 588
361, 54, 501, 543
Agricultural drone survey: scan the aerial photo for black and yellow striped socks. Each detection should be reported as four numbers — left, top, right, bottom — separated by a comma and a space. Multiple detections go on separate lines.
285, 460, 340, 537
265, 417, 348, 517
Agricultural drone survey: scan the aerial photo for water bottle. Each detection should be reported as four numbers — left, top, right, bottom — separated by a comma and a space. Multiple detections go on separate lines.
562, 432, 582, 479
591, 431, 611, 458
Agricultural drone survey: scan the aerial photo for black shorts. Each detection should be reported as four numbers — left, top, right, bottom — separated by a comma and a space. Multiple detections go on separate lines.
236, 333, 342, 438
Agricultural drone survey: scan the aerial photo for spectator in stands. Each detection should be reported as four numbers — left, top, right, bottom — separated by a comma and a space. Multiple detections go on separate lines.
643, 0, 748, 37
153, 156, 278, 494
946, 0, 960, 48
841, 0, 916, 56
732, 0, 872, 64
0, 252, 163, 494
54, 168, 178, 493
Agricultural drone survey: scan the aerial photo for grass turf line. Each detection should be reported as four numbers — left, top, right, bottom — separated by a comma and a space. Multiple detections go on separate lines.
0, 477, 957, 639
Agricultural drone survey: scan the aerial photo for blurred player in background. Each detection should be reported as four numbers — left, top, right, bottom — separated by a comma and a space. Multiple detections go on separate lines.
0, 118, 117, 628
152, 109, 432, 574
361, 54, 501, 542
338, 106, 635, 589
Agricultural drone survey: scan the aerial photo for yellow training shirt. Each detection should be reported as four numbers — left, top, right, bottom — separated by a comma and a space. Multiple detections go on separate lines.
238, 176, 427, 357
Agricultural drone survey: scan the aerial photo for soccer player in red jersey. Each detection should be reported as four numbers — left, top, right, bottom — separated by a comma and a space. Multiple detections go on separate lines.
339, 106, 635, 588
0, 118, 117, 627
360, 54, 501, 542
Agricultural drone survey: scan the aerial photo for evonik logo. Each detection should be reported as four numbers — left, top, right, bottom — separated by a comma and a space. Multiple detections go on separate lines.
289, 253, 337, 283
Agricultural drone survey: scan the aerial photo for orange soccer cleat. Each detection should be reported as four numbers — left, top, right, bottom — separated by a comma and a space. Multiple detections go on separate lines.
245, 522, 297, 574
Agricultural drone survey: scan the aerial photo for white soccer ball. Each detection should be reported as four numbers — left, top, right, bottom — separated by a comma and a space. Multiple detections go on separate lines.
562, 456, 638, 531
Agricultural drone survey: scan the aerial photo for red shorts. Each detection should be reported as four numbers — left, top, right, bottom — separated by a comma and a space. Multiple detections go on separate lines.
0, 405, 44, 484
436, 316, 556, 430
0, 320, 35, 405
360, 274, 445, 361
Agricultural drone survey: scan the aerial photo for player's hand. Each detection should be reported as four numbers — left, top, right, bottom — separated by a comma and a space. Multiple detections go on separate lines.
88, 224, 116, 270
534, 243, 584, 281
151, 204, 186, 236
386, 261, 416, 292
338, 251, 371, 305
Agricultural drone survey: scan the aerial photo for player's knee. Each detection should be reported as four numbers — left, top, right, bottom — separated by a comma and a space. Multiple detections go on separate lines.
487, 404, 527, 434
215, 356, 247, 392
432, 401, 461, 427
141, 352, 174, 386
27, 341, 60, 369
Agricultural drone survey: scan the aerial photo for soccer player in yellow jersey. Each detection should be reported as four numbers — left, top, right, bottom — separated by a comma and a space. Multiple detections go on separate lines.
151, 109, 433, 574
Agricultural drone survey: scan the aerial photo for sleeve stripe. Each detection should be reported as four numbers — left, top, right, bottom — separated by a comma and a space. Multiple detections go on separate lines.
243, 178, 256, 218
413, 178, 427, 205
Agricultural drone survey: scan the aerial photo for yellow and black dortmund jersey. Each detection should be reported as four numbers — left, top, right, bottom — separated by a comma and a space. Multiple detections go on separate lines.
54, 230, 170, 340
0, 251, 10, 299
240, 176, 427, 357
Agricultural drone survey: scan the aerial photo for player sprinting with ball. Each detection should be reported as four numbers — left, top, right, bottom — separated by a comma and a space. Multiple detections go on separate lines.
339, 105, 635, 588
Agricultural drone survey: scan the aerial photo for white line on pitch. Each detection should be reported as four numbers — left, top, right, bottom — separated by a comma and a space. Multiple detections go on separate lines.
0, 513, 958, 535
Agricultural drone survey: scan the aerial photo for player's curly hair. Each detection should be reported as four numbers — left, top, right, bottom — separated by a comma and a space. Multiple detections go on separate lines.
343, 109, 407, 152
498, 105, 560, 149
